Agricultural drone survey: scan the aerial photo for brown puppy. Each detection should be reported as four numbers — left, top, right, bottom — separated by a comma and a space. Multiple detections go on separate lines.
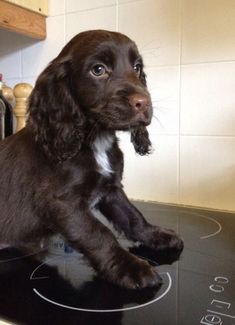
0, 30, 183, 289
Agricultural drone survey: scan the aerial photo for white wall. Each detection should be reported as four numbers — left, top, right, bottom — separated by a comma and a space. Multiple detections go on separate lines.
0, 0, 235, 211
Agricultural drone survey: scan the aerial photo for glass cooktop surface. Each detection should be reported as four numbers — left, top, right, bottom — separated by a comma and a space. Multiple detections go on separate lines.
0, 202, 234, 325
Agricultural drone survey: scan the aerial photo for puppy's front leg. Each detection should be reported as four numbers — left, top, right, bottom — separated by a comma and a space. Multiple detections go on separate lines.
98, 188, 183, 252
49, 200, 161, 289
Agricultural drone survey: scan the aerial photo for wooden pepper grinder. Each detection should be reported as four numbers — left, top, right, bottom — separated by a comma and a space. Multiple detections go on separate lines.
13, 83, 33, 132
2, 85, 14, 106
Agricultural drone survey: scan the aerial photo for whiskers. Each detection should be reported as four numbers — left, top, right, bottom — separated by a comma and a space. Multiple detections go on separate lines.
150, 96, 174, 131
151, 113, 164, 130
151, 105, 164, 130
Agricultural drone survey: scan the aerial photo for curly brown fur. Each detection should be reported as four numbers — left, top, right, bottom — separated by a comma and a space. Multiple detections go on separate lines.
0, 30, 183, 289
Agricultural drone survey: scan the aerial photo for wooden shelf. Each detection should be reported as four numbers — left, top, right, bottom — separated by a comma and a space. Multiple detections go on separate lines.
4, 0, 48, 16
0, 0, 47, 40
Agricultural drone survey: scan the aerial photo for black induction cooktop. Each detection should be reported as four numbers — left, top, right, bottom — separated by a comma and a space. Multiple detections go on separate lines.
0, 202, 234, 325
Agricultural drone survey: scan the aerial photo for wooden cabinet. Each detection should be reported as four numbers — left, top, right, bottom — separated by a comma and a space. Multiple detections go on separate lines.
0, 0, 48, 39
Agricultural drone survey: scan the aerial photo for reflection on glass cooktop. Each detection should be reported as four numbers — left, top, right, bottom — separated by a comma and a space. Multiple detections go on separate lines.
0, 202, 234, 325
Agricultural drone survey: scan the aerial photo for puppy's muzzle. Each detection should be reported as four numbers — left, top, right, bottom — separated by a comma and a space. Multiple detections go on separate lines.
128, 93, 152, 125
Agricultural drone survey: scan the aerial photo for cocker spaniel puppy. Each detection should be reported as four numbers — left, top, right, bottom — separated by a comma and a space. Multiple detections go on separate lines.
0, 30, 183, 289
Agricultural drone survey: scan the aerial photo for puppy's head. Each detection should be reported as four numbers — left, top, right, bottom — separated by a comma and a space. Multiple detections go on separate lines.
28, 30, 153, 161
67, 30, 152, 130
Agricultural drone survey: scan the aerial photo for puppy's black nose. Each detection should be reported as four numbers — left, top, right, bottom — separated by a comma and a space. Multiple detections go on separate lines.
128, 94, 150, 113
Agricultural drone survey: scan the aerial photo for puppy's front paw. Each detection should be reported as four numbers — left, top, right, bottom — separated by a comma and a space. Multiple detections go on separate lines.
147, 227, 184, 252
103, 250, 162, 290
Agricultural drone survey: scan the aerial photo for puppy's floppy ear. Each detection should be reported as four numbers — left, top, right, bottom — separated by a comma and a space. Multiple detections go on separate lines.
131, 65, 152, 155
131, 126, 152, 155
27, 55, 85, 162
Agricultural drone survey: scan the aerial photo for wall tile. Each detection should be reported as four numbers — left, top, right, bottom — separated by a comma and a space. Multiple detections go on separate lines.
66, 0, 116, 13
180, 136, 235, 211
181, 0, 235, 64
22, 15, 65, 78
66, 6, 116, 42
118, 0, 180, 67
180, 62, 235, 136
0, 29, 31, 51
0, 52, 22, 79
0, 30, 32, 79
21, 76, 37, 87
49, 0, 65, 16
4, 78, 22, 89
146, 65, 180, 135
119, 133, 179, 203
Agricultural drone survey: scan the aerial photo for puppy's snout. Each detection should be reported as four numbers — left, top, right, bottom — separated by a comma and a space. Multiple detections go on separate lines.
128, 94, 149, 113
128, 93, 152, 125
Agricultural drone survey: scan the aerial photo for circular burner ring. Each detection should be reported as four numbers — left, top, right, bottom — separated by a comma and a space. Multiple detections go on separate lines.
177, 210, 222, 239
30, 255, 172, 313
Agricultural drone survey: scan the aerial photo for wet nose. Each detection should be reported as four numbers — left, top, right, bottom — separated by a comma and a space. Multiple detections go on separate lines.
128, 94, 150, 112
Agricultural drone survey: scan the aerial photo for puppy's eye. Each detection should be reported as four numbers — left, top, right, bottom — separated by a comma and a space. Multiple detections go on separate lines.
91, 64, 107, 77
133, 63, 142, 76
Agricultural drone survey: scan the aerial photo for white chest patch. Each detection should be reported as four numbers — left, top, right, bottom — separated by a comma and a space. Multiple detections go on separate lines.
93, 135, 114, 177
